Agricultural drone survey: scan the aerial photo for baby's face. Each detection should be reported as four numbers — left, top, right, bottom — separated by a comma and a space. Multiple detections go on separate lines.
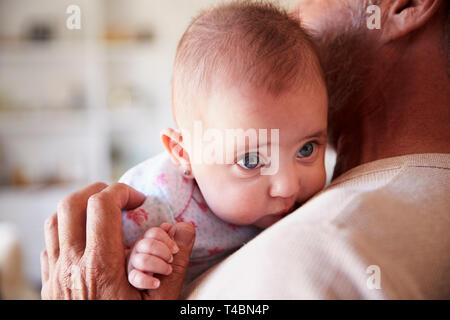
187, 80, 328, 228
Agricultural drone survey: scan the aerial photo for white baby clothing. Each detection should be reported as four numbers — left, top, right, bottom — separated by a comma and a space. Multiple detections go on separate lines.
119, 152, 261, 284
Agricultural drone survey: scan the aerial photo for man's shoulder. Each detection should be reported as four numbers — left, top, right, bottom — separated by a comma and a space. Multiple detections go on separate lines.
324, 153, 450, 226
184, 154, 450, 299
278, 153, 450, 298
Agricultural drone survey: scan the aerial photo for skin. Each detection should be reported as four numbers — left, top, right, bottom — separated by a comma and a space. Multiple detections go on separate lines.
164, 80, 328, 228
126, 223, 179, 290
41, 0, 449, 299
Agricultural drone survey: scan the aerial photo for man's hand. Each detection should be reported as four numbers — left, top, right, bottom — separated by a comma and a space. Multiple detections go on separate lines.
40, 182, 196, 300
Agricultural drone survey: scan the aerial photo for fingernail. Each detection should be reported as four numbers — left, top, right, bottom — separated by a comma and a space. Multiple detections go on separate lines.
169, 255, 173, 263
174, 223, 195, 247
172, 243, 179, 254
153, 279, 160, 288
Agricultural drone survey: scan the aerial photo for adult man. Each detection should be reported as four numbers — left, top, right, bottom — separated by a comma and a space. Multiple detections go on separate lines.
41, 0, 450, 299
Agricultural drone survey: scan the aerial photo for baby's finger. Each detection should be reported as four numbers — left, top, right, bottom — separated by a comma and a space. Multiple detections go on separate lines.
128, 269, 160, 290
135, 238, 173, 263
160, 222, 176, 240
131, 253, 173, 275
160, 222, 172, 233
168, 224, 176, 239
144, 227, 179, 254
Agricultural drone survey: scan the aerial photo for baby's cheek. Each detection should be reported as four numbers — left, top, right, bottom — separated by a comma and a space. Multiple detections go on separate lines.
301, 163, 327, 199
211, 185, 264, 225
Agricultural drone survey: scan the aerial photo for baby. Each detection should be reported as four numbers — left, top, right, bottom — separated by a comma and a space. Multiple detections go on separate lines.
119, 1, 328, 291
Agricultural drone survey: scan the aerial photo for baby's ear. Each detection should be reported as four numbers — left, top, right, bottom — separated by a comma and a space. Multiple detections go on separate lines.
160, 128, 193, 178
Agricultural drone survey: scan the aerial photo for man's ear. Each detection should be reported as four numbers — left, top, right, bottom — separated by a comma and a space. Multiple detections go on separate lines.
161, 128, 194, 179
380, 0, 443, 43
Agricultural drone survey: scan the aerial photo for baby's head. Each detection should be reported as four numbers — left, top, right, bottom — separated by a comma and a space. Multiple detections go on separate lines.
162, 1, 328, 228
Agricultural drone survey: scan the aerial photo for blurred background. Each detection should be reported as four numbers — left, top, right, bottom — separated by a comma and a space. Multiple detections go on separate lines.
0, 0, 334, 299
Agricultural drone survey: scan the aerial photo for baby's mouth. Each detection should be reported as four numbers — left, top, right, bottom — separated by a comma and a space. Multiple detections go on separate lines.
293, 201, 303, 211
273, 202, 302, 216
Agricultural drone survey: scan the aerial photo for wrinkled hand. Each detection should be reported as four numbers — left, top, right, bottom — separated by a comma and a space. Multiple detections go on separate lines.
40, 182, 196, 300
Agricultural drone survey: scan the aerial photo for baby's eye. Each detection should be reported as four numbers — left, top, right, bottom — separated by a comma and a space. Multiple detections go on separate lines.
237, 153, 263, 170
297, 142, 315, 158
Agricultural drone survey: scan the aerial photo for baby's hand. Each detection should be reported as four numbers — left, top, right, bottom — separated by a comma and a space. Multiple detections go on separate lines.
127, 222, 180, 289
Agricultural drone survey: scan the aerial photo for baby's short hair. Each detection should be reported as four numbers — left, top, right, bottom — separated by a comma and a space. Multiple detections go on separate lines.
172, 0, 324, 127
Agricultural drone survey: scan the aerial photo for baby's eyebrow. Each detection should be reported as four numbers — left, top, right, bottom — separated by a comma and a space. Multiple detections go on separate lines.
301, 129, 328, 140
231, 129, 328, 149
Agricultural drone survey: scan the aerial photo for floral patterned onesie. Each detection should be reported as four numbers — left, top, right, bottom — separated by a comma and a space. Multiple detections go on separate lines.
119, 152, 261, 285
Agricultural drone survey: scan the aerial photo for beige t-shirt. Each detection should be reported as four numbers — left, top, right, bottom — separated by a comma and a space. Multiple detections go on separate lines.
182, 153, 450, 299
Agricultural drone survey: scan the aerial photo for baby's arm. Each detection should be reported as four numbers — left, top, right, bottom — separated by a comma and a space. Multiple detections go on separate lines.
127, 222, 180, 289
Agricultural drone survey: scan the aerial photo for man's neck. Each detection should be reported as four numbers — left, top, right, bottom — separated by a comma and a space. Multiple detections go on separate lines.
332, 55, 450, 180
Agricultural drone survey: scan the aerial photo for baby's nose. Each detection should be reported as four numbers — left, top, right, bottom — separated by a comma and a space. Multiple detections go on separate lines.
268, 170, 301, 199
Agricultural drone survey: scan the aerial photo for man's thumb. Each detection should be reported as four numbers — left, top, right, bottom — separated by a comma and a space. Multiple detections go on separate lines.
171, 222, 196, 274
145, 222, 195, 300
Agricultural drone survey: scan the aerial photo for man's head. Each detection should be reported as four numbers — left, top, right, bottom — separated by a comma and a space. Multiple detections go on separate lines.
291, 0, 449, 148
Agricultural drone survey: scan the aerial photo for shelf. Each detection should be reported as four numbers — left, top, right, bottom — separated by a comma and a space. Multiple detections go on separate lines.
0, 182, 87, 194
0, 105, 163, 136
0, 109, 91, 136
0, 41, 95, 63
0, 40, 159, 64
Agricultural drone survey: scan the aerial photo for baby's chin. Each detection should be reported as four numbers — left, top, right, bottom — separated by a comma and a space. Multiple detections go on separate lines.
252, 202, 303, 228
253, 213, 287, 229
